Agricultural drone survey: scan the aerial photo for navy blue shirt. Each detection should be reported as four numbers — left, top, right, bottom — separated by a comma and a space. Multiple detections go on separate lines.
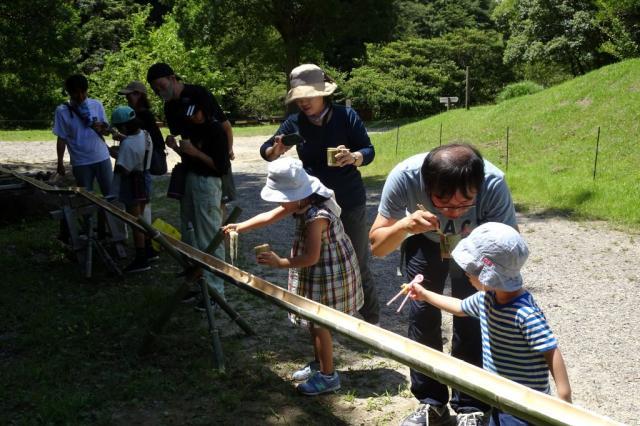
260, 104, 374, 210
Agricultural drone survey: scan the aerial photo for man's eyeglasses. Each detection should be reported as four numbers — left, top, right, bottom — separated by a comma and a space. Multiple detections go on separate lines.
430, 196, 475, 212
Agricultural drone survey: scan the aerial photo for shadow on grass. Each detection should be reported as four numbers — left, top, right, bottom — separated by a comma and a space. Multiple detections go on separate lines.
0, 217, 356, 425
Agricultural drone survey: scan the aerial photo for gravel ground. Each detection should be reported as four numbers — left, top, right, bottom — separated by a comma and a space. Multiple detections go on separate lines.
1, 137, 638, 425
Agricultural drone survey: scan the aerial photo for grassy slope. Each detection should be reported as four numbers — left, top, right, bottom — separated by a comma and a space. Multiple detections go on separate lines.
366, 59, 640, 227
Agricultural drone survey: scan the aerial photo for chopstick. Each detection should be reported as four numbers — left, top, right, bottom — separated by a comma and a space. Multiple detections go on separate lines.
416, 203, 445, 236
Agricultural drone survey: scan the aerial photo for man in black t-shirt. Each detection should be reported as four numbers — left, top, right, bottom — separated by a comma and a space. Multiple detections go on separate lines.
147, 63, 230, 299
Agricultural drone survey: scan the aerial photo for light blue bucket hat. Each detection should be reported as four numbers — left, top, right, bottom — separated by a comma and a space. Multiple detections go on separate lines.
451, 222, 529, 291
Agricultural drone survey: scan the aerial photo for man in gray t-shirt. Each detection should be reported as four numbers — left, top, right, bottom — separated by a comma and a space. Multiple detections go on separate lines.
369, 144, 517, 426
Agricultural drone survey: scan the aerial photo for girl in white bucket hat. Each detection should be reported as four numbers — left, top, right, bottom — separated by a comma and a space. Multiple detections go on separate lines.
259, 63, 380, 326
223, 157, 363, 396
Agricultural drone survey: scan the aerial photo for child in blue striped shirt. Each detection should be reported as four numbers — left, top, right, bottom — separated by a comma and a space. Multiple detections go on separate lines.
407, 222, 571, 425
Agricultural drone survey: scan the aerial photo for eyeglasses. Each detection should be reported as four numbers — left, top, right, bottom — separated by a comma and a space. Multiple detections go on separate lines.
430, 195, 476, 212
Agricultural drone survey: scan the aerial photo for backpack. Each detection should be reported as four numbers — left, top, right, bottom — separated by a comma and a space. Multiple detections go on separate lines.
148, 138, 167, 175
141, 111, 167, 175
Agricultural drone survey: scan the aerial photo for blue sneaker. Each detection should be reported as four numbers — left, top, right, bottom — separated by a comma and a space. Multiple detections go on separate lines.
297, 371, 341, 396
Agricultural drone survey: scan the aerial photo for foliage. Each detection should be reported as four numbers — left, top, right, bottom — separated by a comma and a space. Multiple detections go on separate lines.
595, 0, 640, 59
344, 29, 510, 119
393, 0, 496, 39
74, 0, 143, 73
0, 1, 80, 126
365, 59, 640, 226
89, 9, 228, 120
237, 79, 287, 120
496, 81, 544, 102
172, 0, 396, 77
494, 0, 615, 77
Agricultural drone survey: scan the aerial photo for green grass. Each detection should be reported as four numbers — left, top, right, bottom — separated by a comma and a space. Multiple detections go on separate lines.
0, 124, 280, 142
232, 123, 279, 137
365, 58, 640, 228
0, 128, 55, 141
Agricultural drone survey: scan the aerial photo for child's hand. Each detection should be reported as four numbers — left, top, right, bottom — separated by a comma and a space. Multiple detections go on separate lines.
108, 146, 119, 159
222, 223, 238, 234
165, 135, 178, 150
407, 282, 428, 301
112, 131, 126, 142
257, 251, 282, 267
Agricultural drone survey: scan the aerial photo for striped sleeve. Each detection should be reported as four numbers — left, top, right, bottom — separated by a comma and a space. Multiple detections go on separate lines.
461, 291, 484, 319
520, 310, 558, 353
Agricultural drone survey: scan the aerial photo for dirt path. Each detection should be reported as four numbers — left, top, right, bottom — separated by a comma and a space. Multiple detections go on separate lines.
1, 137, 638, 424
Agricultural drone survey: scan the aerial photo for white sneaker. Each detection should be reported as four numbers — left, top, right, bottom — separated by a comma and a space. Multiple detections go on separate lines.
291, 360, 319, 382
456, 411, 485, 426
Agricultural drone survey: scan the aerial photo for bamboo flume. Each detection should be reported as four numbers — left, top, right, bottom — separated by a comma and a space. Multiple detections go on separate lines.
1, 166, 624, 426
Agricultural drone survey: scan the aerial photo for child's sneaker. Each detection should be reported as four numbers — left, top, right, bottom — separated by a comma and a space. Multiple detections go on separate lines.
297, 371, 340, 396
291, 360, 320, 382
146, 246, 160, 262
124, 257, 150, 273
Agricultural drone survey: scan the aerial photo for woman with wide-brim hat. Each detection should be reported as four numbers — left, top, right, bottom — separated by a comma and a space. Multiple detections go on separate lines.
260, 64, 379, 327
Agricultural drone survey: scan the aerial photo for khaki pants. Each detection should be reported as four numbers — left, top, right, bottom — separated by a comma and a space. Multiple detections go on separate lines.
180, 173, 225, 296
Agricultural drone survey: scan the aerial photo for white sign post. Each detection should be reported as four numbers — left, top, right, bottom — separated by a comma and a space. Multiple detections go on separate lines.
439, 96, 459, 111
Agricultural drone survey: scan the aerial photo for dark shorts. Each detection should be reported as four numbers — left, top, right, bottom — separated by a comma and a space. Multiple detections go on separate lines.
119, 171, 151, 208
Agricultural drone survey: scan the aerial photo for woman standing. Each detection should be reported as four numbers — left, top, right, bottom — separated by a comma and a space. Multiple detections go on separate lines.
260, 64, 379, 325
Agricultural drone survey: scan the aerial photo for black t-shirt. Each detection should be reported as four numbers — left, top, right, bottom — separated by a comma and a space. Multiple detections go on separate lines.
164, 84, 227, 138
164, 84, 229, 177
183, 121, 230, 177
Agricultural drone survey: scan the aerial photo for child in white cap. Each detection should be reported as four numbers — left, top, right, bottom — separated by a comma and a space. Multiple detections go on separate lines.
223, 157, 363, 395
407, 222, 571, 425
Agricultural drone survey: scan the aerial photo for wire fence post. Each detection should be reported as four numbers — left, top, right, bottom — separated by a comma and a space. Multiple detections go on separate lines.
395, 125, 400, 156
593, 126, 601, 181
506, 126, 510, 173
439, 123, 443, 146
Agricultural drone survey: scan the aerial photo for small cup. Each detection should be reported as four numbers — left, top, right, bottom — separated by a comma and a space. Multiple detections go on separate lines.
327, 147, 339, 167
254, 243, 271, 256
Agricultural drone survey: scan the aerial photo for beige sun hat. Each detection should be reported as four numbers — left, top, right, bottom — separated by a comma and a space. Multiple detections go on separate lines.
118, 81, 147, 95
284, 64, 337, 104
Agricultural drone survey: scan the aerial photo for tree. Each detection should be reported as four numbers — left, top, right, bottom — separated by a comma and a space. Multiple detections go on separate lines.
494, 0, 614, 77
343, 29, 510, 119
90, 9, 228, 119
172, 0, 396, 78
0, 0, 80, 125
595, 0, 640, 59
393, 0, 497, 39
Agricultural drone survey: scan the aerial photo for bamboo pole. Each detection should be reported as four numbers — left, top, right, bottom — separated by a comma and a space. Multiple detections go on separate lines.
173, 244, 621, 426
4, 167, 625, 426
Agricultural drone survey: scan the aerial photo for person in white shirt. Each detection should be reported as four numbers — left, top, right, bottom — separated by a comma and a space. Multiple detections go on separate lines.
53, 74, 113, 195
109, 106, 152, 273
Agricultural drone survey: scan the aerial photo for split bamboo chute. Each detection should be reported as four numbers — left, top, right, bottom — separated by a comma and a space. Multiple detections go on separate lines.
0, 166, 624, 426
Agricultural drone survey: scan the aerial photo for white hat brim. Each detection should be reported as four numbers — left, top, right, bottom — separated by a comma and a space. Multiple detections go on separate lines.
260, 175, 332, 203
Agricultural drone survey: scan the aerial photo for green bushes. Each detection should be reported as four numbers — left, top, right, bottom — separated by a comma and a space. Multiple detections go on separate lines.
343, 29, 511, 119
496, 81, 544, 103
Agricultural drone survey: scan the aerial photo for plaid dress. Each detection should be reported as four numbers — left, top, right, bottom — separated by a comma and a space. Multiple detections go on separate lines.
288, 202, 363, 326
